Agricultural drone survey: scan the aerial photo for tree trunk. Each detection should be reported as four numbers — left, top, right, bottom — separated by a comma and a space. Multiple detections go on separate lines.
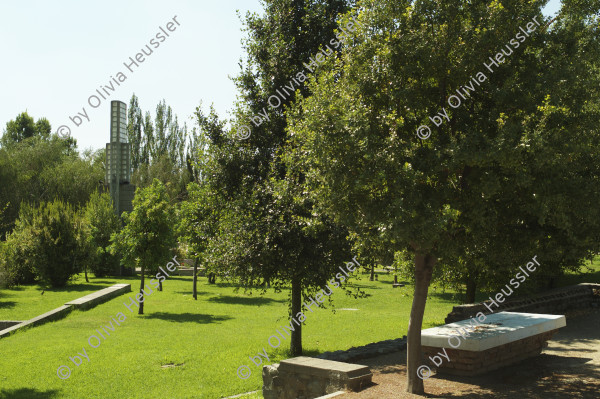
193, 261, 198, 300
370, 264, 375, 281
139, 265, 145, 315
465, 274, 477, 304
406, 253, 436, 394
84, 262, 89, 283
290, 276, 302, 357
159, 279, 163, 291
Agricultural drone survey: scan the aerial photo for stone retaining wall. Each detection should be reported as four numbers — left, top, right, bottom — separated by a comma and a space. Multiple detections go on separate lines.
445, 283, 600, 324
0, 321, 23, 330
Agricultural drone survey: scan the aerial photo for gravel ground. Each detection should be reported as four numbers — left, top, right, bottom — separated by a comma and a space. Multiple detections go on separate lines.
338, 308, 600, 398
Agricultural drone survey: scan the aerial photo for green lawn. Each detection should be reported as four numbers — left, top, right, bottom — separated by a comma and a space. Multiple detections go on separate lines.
0, 275, 134, 320
0, 271, 457, 399
1, 261, 598, 399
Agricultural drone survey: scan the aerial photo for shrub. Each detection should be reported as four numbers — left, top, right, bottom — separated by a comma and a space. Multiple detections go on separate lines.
0, 242, 10, 288
8, 200, 81, 287
83, 191, 121, 277
1, 204, 37, 286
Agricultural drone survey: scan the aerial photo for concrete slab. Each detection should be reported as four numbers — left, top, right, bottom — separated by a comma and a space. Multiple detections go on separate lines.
421, 311, 566, 351
264, 357, 372, 398
65, 283, 130, 310
279, 356, 371, 379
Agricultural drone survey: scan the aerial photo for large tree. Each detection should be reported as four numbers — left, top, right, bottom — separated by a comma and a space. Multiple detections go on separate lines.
0, 133, 102, 239
110, 179, 176, 313
127, 96, 192, 201
288, 0, 600, 393
188, 0, 358, 356
83, 191, 122, 277
0, 112, 51, 147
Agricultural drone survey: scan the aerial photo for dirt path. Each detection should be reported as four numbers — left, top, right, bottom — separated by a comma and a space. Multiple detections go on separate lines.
338, 308, 600, 398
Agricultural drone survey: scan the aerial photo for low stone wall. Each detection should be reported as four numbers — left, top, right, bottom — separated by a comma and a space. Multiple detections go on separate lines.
0, 305, 73, 338
65, 283, 130, 310
0, 321, 23, 330
445, 283, 600, 324
0, 283, 131, 339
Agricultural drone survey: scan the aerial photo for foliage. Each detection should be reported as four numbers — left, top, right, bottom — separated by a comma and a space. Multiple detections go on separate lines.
0, 112, 51, 147
286, 0, 600, 392
83, 191, 122, 277
0, 134, 102, 239
3, 201, 82, 287
187, 0, 357, 355
132, 154, 191, 202
127, 95, 196, 201
110, 179, 176, 310
1, 203, 38, 286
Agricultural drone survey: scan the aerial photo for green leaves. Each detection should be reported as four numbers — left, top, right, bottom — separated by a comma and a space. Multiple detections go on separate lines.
288, 0, 600, 289
4, 200, 81, 287
111, 179, 176, 274
83, 191, 121, 277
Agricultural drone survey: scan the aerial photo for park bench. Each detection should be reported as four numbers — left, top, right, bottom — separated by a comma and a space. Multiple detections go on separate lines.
421, 311, 566, 376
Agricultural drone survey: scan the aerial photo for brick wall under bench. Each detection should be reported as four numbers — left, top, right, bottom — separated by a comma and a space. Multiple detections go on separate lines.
422, 330, 558, 376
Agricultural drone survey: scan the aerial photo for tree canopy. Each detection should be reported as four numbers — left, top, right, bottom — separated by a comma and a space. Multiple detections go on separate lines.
287, 0, 600, 393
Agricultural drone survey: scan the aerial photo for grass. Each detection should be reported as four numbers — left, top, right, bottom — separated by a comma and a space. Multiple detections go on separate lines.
0, 275, 136, 320
0, 270, 457, 399
0, 260, 598, 399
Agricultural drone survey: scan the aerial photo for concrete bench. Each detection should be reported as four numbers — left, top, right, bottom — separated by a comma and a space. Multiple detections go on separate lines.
263, 356, 372, 399
421, 311, 566, 376
65, 283, 130, 310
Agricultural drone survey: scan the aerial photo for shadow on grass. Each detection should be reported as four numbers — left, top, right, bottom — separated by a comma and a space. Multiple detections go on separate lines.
302, 349, 321, 358
156, 276, 192, 282
208, 295, 285, 306
558, 268, 600, 286
0, 388, 60, 399
174, 290, 210, 296
0, 300, 16, 309
427, 291, 463, 303
142, 312, 233, 324
1, 286, 24, 291
34, 284, 109, 293
346, 283, 382, 290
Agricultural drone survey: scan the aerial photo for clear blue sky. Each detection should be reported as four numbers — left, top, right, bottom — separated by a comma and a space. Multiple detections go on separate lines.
0, 0, 562, 152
